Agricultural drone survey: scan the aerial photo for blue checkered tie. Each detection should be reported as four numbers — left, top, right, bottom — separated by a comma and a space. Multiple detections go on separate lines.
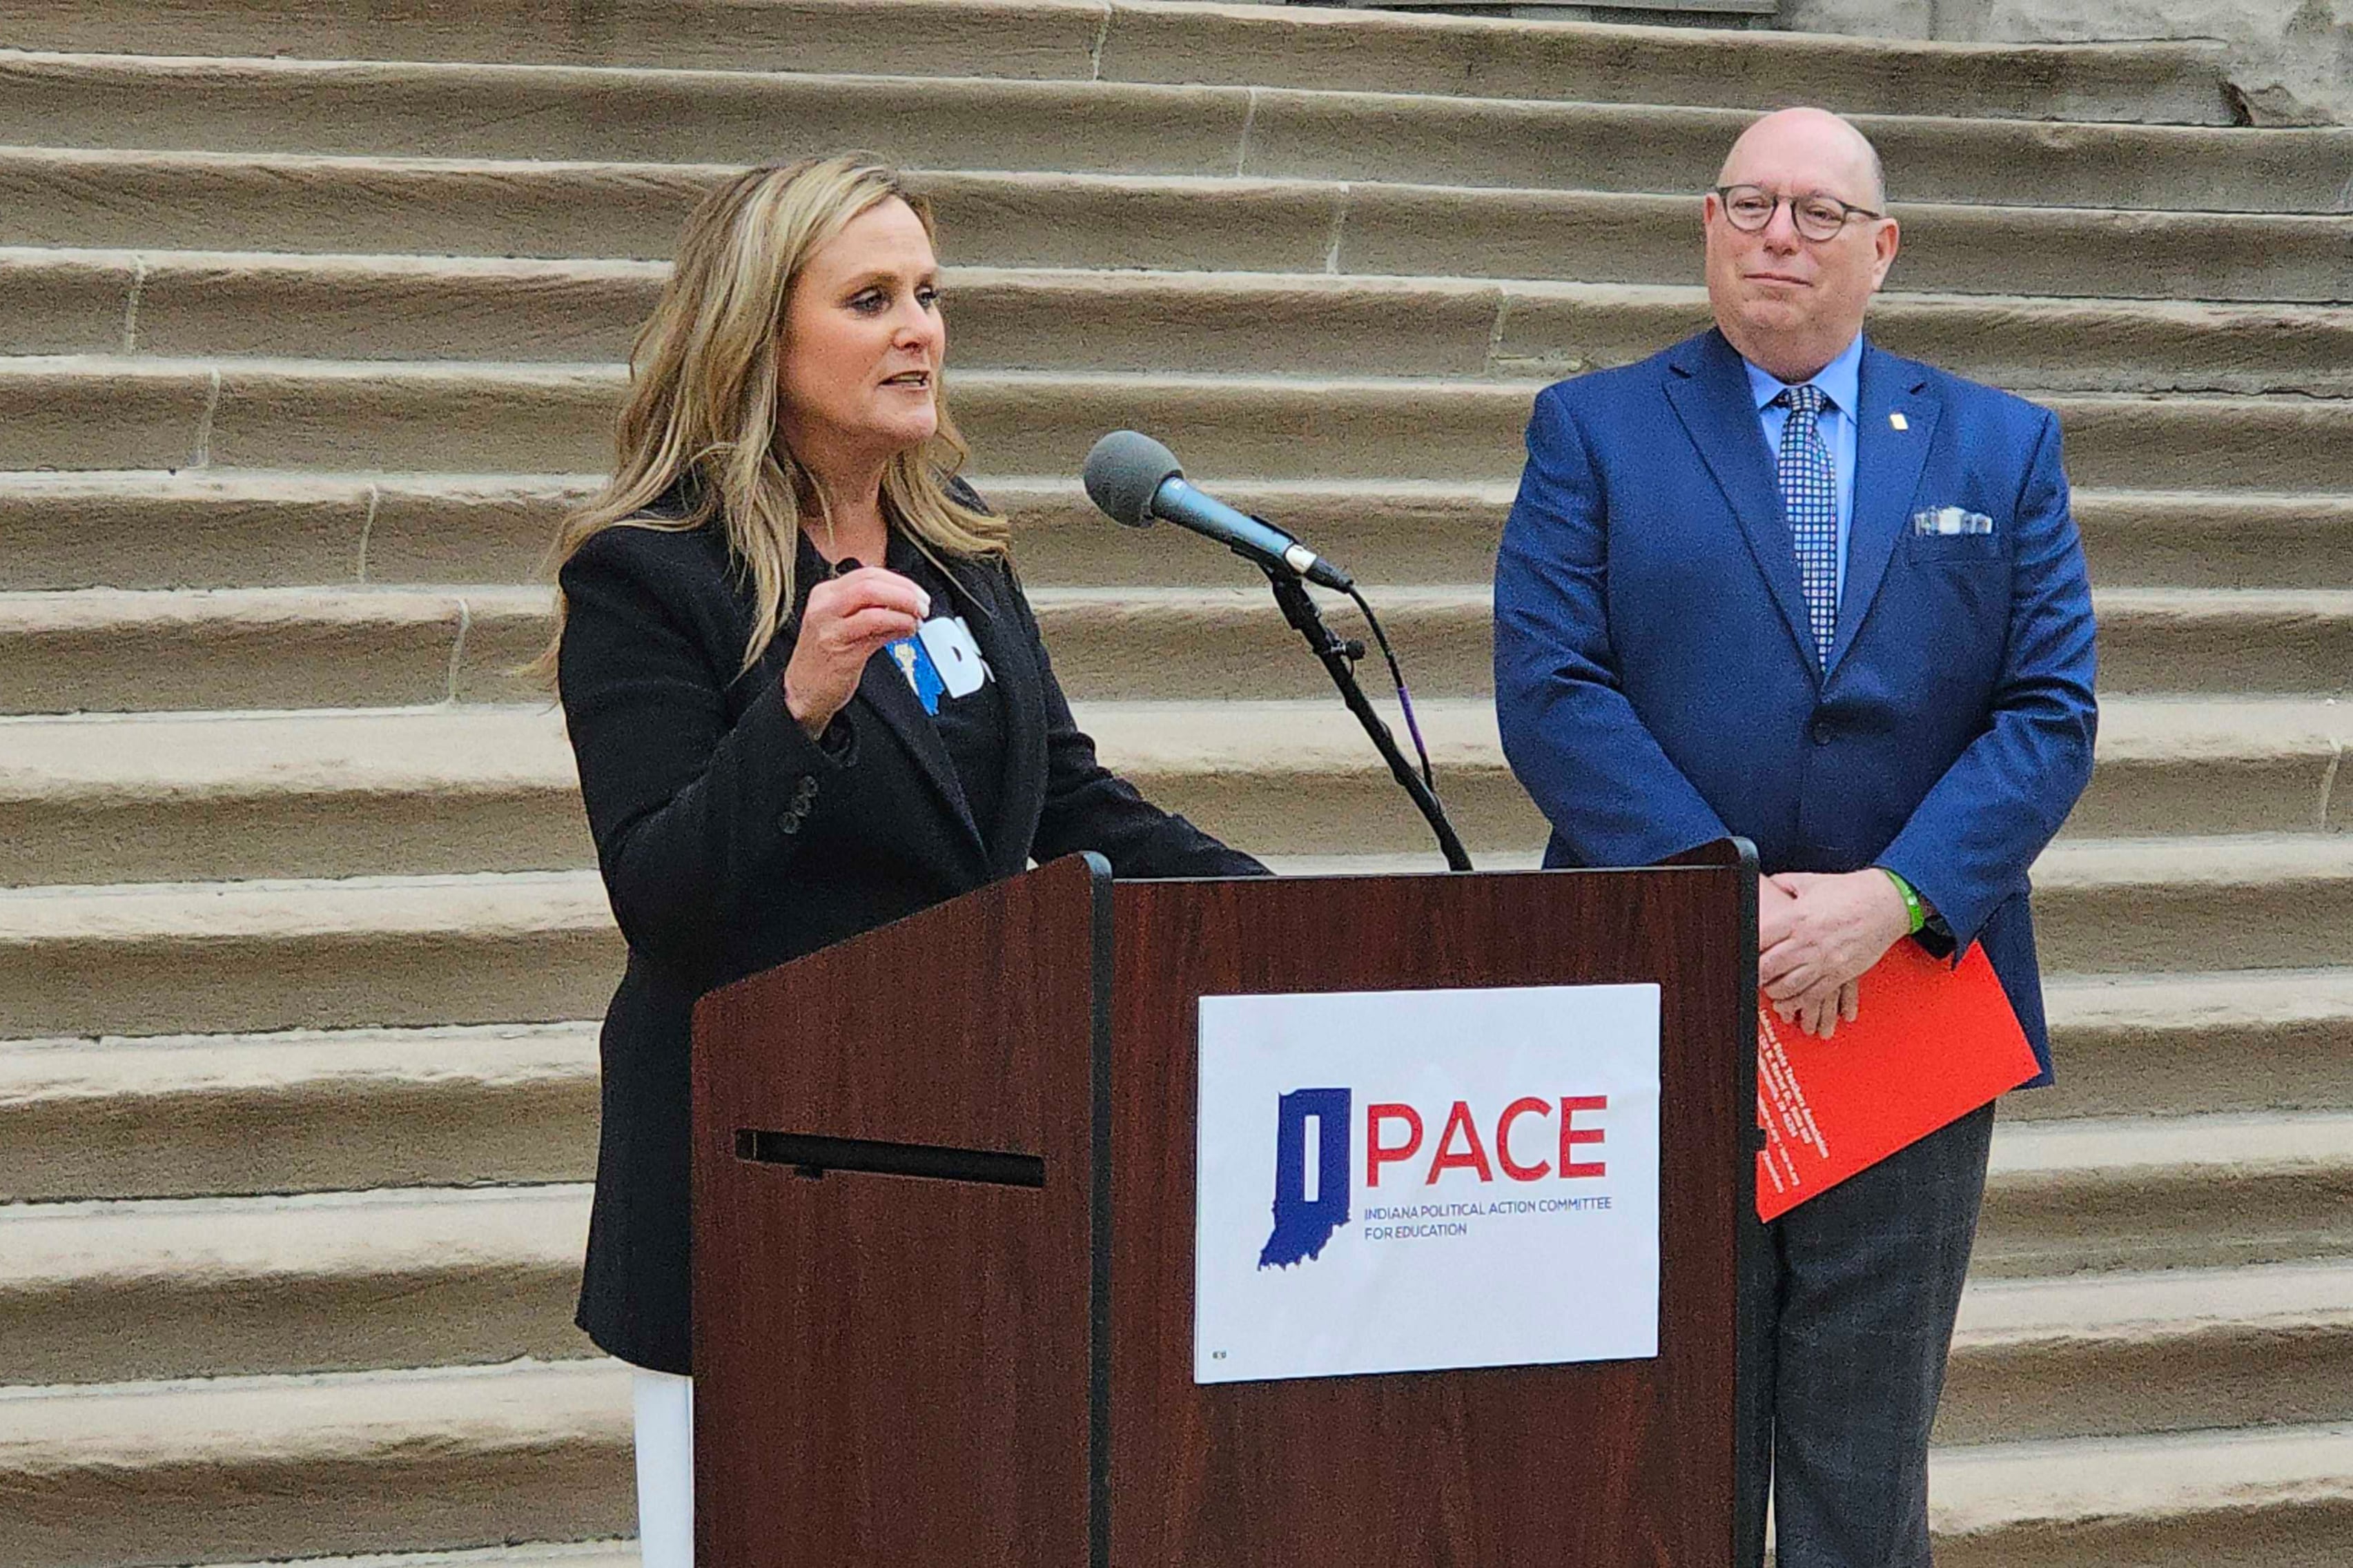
1775, 383, 1839, 666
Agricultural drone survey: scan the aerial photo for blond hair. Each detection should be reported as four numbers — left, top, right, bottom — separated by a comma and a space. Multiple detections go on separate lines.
532, 152, 1006, 680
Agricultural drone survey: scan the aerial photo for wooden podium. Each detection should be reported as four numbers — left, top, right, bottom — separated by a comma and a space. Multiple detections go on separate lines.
692, 845, 1757, 1566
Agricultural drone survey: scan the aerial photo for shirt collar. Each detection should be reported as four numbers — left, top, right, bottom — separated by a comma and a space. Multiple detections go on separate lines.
1744, 331, 1866, 417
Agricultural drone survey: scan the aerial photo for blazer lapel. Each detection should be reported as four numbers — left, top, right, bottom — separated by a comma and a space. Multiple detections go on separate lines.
1829, 346, 1940, 676
852, 645, 988, 862
953, 560, 1048, 874
1661, 329, 1822, 672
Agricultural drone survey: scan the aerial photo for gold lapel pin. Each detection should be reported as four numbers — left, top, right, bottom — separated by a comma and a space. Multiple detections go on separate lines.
1889, 412, 1909, 431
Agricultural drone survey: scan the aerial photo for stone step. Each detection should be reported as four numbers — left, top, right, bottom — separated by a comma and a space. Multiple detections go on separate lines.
2, 247, 665, 366
2030, 968, 2353, 1121
1929, 1420, 2353, 1568
0, 1184, 592, 1386
2, 696, 2344, 886
0, 1358, 632, 1568
0, 585, 546, 712
0, 1356, 2336, 1568
6, 969, 2343, 1215
0, 469, 587, 592
1278, 836, 2353, 972
0, 1312, 2334, 1568
0, 871, 623, 1041
2, 1126, 2341, 1409
1941, 1259, 2353, 1445
2096, 588, 2353, 694
1978, 1109, 2353, 1276
12, 251, 2353, 398
0, 700, 1521, 885
2075, 490, 2353, 591
983, 483, 2353, 598
0, 1021, 599, 1202
0, 1139, 2336, 1438
2064, 698, 2353, 838
213, 1547, 634, 1568
3, 357, 2346, 492
6, 834, 2346, 1040
3, 470, 2347, 595
3, 1177, 2344, 1429
0, 705, 594, 888
6, 580, 2349, 716
0, 0, 2238, 125
2033, 834, 2353, 974
4, 155, 2343, 304
0, 54, 2330, 216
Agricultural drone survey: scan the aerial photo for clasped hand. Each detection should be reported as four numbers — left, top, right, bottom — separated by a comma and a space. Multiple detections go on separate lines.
1758, 870, 1915, 1040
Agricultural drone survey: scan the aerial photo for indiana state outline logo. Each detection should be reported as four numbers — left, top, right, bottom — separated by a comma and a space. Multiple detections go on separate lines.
1258, 1086, 1352, 1268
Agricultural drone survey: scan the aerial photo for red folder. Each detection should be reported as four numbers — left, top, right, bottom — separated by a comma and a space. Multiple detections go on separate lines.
1755, 939, 2039, 1222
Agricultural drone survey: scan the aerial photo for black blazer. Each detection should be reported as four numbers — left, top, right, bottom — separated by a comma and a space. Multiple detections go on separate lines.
558, 501, 1265, 1373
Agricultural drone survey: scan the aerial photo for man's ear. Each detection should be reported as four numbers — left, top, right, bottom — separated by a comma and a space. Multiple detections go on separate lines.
1869, 217, 1901, 290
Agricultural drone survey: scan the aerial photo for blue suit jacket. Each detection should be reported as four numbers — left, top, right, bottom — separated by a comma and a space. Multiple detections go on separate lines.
1493, 329, 2098, 1080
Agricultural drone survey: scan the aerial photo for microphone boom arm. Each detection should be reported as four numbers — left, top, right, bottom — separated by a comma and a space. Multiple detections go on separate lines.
1258, 565, 1474, 873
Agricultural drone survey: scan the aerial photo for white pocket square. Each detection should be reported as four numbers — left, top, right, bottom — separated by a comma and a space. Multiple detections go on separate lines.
1911, 506, 1993, 537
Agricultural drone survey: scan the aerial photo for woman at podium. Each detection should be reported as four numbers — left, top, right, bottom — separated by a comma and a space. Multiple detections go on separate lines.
536, 151, 1265, 1565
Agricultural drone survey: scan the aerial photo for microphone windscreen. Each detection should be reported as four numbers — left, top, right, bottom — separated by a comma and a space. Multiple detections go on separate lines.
1082, 430, 1183, 529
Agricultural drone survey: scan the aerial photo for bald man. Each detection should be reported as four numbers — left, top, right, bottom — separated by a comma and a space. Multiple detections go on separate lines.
1493, 109, 2097, 1566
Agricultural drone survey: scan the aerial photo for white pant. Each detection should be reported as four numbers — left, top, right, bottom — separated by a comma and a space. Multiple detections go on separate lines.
633, 1370, 694, 1567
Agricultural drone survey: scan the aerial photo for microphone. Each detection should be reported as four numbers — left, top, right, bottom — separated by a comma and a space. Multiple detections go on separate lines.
1082, 430, 1354, 591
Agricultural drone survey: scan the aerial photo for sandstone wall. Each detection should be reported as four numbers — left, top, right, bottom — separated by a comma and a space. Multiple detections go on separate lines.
1782, 0, 2352, 124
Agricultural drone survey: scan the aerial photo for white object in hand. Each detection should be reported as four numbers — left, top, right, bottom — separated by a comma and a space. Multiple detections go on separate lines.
917, 614, 991, 697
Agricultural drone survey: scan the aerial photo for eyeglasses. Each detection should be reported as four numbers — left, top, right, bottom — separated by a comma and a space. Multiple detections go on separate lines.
1713, 184, 1882, 242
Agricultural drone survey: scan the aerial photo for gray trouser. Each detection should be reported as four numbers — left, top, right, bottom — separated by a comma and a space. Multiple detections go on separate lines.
1736, 1102, 1998, 1568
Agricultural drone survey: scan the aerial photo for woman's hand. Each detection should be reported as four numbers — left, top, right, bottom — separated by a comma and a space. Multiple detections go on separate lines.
781, 567, 930, 738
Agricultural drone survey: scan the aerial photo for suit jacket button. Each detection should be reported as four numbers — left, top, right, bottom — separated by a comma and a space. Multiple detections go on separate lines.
779, 812, 801, 836
1810, 721, 1835, 745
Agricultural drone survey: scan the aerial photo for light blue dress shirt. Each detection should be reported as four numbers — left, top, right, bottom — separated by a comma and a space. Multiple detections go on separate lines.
1744, 331, 1864, 604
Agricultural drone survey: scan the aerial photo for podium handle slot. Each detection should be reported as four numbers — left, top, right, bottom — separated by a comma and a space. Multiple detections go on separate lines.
736, 1130, 1046, 1188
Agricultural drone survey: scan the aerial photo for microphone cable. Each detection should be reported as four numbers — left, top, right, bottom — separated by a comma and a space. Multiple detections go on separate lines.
1344, 585, 1436, 794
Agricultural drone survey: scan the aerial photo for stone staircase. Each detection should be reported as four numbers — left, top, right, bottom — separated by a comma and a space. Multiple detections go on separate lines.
0, 1, 2347, 1563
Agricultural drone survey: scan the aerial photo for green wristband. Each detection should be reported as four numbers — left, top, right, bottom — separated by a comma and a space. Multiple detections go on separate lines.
1881, 868, 1926, 934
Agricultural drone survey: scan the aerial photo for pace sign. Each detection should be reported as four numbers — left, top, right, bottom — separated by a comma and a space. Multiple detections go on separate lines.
1194, 983, 1661, 1385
